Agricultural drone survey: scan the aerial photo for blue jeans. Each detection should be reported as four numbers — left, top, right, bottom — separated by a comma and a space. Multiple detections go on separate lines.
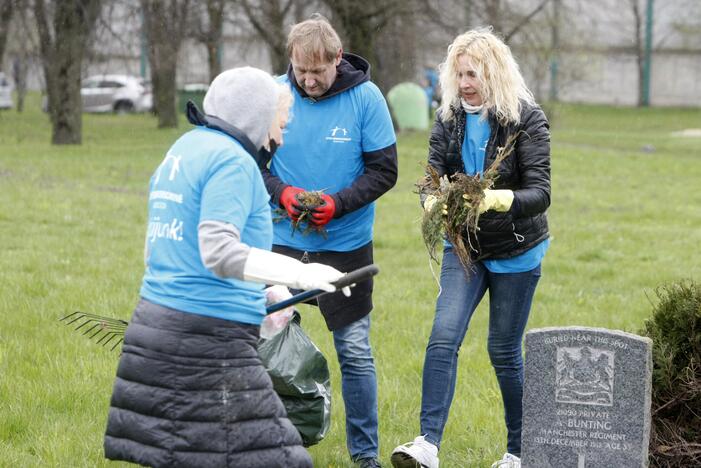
420, 248, 541, 456
333, 314, 378, 460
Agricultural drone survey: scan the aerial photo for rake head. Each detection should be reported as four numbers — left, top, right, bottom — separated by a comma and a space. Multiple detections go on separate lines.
60, 311, 128, 351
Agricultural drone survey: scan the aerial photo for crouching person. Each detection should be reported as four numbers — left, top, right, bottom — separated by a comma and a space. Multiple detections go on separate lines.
104, 67, 349, 468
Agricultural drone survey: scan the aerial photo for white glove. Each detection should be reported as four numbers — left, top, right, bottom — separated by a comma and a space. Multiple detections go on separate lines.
243, 248, 350, 296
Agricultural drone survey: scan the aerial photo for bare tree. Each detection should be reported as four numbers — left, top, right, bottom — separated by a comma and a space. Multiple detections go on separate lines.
2, 0, 37, 112
0, 0, 15, 66
280, 0, 548, 93
375, 1, 424, 91
10, 0, 32, 111
321, 0, 412, 91
34, 0, 102, 144
190, 0, 226, 82
613, 0, 698, 106
234, 0, 295, 74
418, 0, 462, 37
11, 51, 27, 111
627, 0, 647, 106
229, 0, 321, 75
465, 0, 551, 42
549, 0, 560, 101
89, 1, 145, 76
141, 0, 190, 128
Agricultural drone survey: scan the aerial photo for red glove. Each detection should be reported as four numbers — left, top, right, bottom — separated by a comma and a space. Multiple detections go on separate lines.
279, 186, 304, 221
310, 194, 336, 227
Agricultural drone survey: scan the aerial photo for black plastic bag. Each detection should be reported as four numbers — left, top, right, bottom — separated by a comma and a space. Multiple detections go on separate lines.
258, 311, 331, 447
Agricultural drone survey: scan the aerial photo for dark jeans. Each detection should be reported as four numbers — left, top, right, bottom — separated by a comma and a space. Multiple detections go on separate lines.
420, 247, 541, 456
333, 314, 378, 460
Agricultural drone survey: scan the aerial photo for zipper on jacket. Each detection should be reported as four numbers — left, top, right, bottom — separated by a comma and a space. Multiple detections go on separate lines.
512, 223, 525, 243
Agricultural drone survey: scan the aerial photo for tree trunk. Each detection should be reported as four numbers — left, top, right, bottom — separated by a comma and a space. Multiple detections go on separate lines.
34, 0, 101, 145
206, 41, 221, 82
269, 44, 288, 76
485, 0, 503, 36
12, 55, 27, 112
142, 0, 190, 128
9, 1, 30, 112
631, 0, 645, 106
549, 0, 560, 102
344, 20, 376, 74
322, 0, 408, 93
0, 0, 13, 65
238, 0, 289, 75
204, 0, 224, 82
263, 0, 288, 75
152, 59, 178, 127
49, 52, 83, 144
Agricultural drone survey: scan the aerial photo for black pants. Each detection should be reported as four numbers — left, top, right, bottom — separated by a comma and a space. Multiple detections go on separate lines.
272, 242, 374, 331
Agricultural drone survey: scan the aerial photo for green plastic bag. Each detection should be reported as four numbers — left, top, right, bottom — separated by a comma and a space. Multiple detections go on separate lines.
258, 311, 331, 447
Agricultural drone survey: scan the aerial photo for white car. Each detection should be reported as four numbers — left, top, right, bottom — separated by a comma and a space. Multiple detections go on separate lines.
81, 74, 152, 113
0, 72, 12, 109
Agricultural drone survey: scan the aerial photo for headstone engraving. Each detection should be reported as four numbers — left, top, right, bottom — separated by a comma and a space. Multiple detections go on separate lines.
521, 327, 652, 468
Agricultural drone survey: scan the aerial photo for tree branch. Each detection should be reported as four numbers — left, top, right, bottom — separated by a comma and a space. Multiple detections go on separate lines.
504, 0, 550, 42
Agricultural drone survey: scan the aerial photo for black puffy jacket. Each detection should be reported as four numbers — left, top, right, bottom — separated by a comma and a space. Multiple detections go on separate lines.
427, 102, 551, 259
104, 300, 312, 468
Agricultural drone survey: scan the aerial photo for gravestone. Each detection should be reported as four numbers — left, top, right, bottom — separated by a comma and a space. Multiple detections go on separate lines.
521, 327, 652, 468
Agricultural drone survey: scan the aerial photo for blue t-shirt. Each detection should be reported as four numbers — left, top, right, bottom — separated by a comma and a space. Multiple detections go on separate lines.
270, 77, 396, 251
461, 113, 548, 273
140, 127, 273, 325
463, 112, 491, 175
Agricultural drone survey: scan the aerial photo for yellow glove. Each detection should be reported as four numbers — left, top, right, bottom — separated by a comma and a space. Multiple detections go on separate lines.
423, 194, 438, 212
478, 189, 514, 214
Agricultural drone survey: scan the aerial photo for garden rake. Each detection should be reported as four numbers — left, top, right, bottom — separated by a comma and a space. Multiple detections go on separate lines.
60, 312, 129, 351
60, 264, 379, 351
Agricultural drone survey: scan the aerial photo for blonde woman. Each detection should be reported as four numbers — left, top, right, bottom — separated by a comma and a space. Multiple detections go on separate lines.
391, 29, 550, 468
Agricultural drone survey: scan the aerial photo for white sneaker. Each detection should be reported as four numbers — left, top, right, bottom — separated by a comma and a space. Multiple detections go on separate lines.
491, 453, 521, 468
390, 436, 439, 468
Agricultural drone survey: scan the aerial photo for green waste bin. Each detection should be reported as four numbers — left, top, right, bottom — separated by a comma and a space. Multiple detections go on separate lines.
387, 82, 430, 131
178, 83, 209, 113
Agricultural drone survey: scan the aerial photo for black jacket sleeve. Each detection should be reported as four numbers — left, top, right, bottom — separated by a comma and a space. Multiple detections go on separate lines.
330, 143, 398, 218
512, 106, 551, 217
427, 113, 451, 177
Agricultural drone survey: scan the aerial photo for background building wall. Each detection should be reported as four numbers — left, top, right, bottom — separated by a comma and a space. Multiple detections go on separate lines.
2, 0, 700, 107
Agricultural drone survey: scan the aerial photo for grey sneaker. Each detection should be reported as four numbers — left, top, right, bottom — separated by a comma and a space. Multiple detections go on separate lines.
390, 436, 439, 468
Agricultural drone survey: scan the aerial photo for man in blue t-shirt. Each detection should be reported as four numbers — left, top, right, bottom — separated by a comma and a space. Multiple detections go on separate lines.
258, 14, 398, 468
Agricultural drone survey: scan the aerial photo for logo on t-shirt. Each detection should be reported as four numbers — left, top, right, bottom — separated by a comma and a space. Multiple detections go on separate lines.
325, 126, 351, 143
154, 152, 182, 183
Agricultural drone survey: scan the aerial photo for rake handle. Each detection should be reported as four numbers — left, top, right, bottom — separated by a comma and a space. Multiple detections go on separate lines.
265, 264, 380, 314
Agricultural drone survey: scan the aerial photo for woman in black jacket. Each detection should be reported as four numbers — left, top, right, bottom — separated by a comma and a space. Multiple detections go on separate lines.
391, 29, 551, 468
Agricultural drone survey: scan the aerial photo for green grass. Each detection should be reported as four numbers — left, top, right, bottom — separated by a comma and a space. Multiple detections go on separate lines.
1, 96, 700, 467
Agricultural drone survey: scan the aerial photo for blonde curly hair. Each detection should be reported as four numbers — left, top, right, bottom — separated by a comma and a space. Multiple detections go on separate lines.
437, 28, 535, 125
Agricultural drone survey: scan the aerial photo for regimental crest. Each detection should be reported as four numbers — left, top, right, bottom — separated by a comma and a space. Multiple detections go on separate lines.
555, 346, 614, 406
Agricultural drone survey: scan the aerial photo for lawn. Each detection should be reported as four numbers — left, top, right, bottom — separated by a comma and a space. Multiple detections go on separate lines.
0, 96, 699, 467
